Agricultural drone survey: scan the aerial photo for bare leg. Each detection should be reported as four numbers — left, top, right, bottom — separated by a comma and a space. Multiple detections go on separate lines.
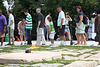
1, 38, 4, 46
50, 39, 54, 44
81, 34, 83, 45
67, 32, 71, 41
81, 34, 87, 45
47, 33, 49, 40
12, 37, 14, 45
77, 34, 81, 44
20, 34, 23, 43
60, 35, 66, 41
99, 42, 100, 45
24, 34, 27, 43
85, 33, 88, 41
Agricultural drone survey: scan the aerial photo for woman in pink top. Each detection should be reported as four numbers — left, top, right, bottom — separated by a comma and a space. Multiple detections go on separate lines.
18, 18, 26, 45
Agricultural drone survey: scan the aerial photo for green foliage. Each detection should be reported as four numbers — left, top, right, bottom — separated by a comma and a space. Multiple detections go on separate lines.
1, 0, 100, 40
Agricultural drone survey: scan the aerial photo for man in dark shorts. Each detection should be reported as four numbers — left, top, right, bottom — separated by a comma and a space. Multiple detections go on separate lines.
57, 7, 66, 45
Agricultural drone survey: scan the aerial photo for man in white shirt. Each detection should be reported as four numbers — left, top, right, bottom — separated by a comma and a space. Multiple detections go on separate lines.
45, 12, 51, 41
7, 10, 15, 45
57, 7, 66, 45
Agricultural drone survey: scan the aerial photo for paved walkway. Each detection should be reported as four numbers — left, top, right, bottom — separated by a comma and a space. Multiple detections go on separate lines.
0, 40, 99, 46
0, 40, 100, 67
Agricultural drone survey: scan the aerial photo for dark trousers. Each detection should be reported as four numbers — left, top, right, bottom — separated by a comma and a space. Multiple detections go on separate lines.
26, 29, 32, 45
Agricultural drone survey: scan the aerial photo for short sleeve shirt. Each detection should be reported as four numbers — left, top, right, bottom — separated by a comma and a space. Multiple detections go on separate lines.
49, 21, 55, 31
76, 12, 84, 23
26, 14, 32, 30
37, 13, 44, 28
0, 14, 7, 33
8, 14, 14, 29
18, 21, 25, 29
86, 17, 89, 26
57, 11, 65, 26
45, 15, 50, 26
65, 19, 69, 28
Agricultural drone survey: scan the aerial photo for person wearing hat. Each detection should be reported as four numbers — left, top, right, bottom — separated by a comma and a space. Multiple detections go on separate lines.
91, 13, 97, 40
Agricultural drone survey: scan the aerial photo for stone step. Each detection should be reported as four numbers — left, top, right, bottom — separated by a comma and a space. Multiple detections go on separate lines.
63, 61, 98, 67
0, 51, 62, 64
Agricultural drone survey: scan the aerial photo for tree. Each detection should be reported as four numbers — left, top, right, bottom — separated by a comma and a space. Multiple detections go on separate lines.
1, 0, 99, 40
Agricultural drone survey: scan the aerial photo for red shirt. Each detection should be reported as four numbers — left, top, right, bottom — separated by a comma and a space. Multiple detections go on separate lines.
44, 19, 46, 27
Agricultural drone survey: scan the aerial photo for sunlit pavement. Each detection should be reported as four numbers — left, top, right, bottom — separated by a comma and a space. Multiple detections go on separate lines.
0, 40, 99, 46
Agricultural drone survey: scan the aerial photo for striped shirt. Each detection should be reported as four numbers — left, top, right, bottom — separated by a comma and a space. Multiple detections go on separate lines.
26, 14, 32, 30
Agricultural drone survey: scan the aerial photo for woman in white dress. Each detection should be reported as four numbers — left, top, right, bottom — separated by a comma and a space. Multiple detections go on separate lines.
91, 13, 97, 40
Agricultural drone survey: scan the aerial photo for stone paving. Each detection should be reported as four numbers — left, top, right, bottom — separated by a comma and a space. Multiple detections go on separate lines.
0, 51, 62, 64
0, 41, 100, 67
0, 40, 99, 46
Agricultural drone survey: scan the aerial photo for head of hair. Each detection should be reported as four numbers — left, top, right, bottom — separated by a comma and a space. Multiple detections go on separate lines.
47, 16, 52, 22
8, 9, 12, 13
77, 6, 82, 12
36, 8, 41, 12
66, 12, 69, 15
0, 10, 2, 13
57, 6, 62, 9
48, 12, 51, 15
94, 8, 100, 14
24, 10, 28, 13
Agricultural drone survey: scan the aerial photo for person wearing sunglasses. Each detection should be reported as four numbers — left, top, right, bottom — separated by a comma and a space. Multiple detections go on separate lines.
65, 12, 72, 41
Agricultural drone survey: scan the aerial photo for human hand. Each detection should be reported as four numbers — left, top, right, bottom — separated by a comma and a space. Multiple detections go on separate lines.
60, 25, 62, 29
37, 26, 39, 30
76, 25, 79, 28
7, 25, 10, 28
3, 29, 6, 33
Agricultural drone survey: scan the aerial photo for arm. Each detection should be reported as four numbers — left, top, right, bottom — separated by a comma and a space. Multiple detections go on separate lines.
91, 18, 93, 24
60, 18, 64, 29
74, 18, 76, 22
17, 22, 21, 32
77, 15, 83, 28
68, 16, 72, 21
3, 25, 6, 33
49, 25, 52, 34
8, 20, 14, 27
3, 17, 7, 33
37, 21, 41, 29
86, 20, 89, 27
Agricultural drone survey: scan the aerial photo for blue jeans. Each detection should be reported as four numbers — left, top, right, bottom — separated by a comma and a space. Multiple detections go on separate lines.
44, 27, 46, 36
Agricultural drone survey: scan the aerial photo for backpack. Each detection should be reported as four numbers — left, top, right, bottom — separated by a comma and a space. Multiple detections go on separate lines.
83, 14, 88, 24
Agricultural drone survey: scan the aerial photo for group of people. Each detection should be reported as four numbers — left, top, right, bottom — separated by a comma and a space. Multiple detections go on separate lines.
0, 6, 100, 46
0, 10, 14, 46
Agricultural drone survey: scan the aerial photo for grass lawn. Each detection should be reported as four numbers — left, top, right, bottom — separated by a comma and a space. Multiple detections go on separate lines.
0, 45, 100, 53
0, 45, 100, 67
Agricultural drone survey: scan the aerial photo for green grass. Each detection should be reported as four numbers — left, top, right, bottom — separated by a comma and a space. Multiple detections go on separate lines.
0, 45, 100, 66
2, 59, 75, 67
0, 45, 100, 53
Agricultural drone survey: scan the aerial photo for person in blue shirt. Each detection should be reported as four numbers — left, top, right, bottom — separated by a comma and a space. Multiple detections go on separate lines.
57, 6, 66, 45
76, 6, 87, 45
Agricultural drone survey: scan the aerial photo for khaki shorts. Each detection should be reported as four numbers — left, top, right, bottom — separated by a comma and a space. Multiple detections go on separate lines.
18, 28, 25, 35
46, 25, 49, 33
8, 29, 14, 37
0, 33, 5, 38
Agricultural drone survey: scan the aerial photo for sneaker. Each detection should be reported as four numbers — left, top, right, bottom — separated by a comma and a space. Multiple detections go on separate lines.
49, 43, 54, 45
20, 43, 23, 45
42, 44, 46, 45
24, 43, 27, 45
60, 41, 66, 45
63, 41, 66, 45
47, 40, 49, 42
